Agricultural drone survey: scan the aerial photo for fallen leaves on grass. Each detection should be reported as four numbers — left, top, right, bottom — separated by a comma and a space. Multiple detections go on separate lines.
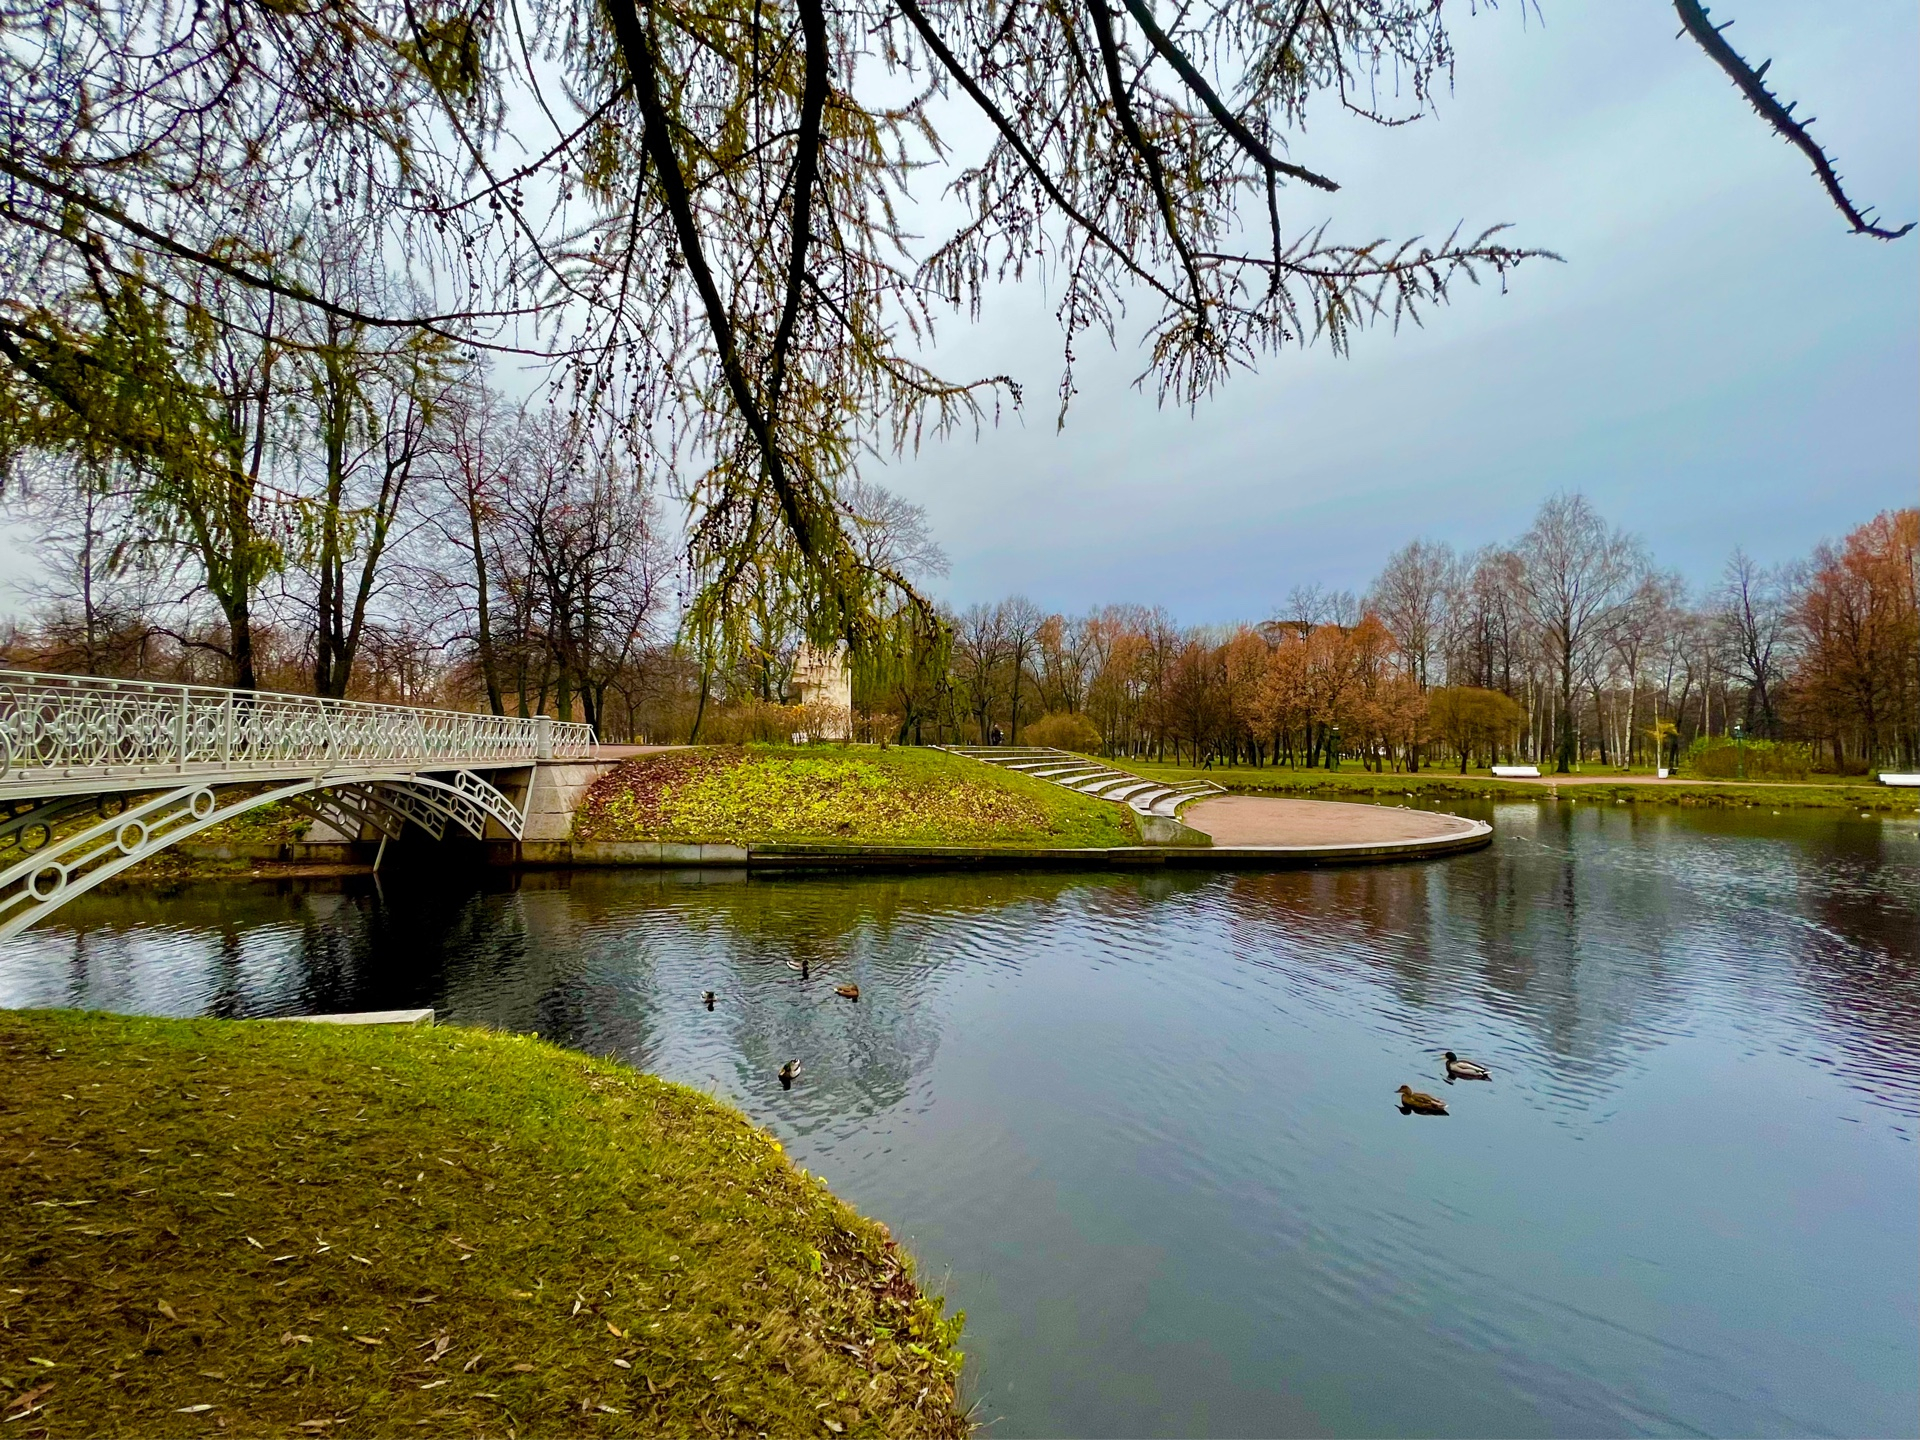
574, 744, 1132, 847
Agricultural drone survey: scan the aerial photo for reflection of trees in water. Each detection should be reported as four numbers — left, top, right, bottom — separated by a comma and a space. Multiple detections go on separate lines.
1211, 809, 1691, 1090
1779, 823, 1920, 1113
549, 868, 1128, 1116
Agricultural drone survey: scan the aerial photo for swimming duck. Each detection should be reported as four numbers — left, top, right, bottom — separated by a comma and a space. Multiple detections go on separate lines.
835, 983, 860, 1002
702, 990, 716, 1010
779, 1060, 801, 1089
1397, 1085, 1448, 1115
786, 958, 811, 978
1443, 1051, 1490, 1081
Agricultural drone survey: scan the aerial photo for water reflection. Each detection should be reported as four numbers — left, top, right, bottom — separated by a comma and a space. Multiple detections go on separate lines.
3, 806, 1916, 1437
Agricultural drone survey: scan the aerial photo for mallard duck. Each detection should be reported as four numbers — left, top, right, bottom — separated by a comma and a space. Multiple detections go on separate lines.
1443, 1051, 1490, 1081
779, 1060, 801, 1089
786, 958, 811, 978
1397, 1085, 1448, 1115
702, 990, 716, 1010
835, 983, 860, 1002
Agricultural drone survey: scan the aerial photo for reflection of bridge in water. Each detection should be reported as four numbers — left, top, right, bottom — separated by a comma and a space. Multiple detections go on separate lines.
0, 669, 597, 938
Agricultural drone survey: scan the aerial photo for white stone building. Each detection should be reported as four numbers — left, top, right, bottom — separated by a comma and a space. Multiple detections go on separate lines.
790, 642, 852, 740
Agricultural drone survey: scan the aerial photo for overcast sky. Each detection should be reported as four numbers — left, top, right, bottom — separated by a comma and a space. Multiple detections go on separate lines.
875, 0, 1919, 622
2, 2, 1913, 628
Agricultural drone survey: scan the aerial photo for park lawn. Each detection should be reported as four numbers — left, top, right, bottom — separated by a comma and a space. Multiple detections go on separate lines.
1122, 759, 1917, 813
0, 1010, 966, 1439
574, 745, 1138, 847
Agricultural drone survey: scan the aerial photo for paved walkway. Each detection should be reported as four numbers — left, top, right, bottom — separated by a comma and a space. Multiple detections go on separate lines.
1182, 796, 1482, 847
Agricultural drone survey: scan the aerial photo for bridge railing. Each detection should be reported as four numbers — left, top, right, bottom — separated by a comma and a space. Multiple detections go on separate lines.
0, 669, 596, 785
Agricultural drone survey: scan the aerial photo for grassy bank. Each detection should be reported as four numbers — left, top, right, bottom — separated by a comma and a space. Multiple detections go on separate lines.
1120, 760, 1916, 813
0, 1010, 966, 1438
575, 745, 1137, 847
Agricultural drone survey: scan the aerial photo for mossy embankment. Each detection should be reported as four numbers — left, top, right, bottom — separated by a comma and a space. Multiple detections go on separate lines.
1123, 760, 1916, 813
574, 745, 1137, 848
0, 1010, 967, 1438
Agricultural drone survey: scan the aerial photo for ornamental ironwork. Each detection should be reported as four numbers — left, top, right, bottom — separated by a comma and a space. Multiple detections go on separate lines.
0, 669, 601, 940
0, 670, 595, 792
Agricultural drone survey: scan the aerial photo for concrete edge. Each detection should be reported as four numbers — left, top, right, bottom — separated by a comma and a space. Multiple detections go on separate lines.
485, 820, 1490, 871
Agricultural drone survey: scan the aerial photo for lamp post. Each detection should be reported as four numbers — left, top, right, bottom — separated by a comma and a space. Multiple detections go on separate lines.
1329, 725, 1341, 771
1733, 720, 1745, 779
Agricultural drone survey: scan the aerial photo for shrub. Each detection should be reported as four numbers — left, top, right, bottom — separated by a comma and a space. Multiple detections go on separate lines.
1023, 711, 1104, 753
1682, 737, 1814, 781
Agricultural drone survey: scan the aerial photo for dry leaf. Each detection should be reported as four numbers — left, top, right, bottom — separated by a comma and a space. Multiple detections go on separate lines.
157, 1300, 179, 1320
461, 1354, 483, 1373
352, 1336, 383, 1347
510, 1363, 535, 1373
280, 1333, 313, 1347
176, 1404, 215, 1413
4, 1385, 54, 1415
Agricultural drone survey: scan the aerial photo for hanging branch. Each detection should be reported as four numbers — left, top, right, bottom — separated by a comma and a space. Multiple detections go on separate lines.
1673, 0, 1914, 240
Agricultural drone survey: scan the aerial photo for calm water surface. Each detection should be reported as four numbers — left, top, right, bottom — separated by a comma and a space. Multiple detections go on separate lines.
4, 803, 1916, 1437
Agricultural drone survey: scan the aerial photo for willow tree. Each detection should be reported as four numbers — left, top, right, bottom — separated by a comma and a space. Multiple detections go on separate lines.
2, 0, 1910, 668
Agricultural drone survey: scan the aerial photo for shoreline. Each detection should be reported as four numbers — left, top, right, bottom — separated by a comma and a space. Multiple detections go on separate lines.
0, 1009, 969, 1436
1116, 764, 1914, 812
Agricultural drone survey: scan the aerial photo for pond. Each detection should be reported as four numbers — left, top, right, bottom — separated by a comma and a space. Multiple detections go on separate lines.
3, 803, 1916, 1437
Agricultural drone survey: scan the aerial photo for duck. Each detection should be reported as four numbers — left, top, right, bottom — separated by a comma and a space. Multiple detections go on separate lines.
778, 1060, 801, 1089
1397, 1085, 1448, 1115
786, 958, 812, 979
835, 983, 860, 1002
1443, 1051, 1490, 1082
702, 990, 716, 1010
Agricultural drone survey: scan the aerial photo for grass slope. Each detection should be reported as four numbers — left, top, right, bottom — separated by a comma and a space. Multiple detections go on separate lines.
1125, 760, 1916, 813
574, 745, 1137, 847
0, 1011, 966, 1438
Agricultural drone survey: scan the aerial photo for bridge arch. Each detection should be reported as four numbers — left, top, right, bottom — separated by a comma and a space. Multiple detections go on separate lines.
0, 770, 530, 939
0, 669, 597, 939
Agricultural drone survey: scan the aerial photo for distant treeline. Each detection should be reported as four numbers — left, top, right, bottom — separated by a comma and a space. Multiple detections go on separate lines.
3, 484, 1913, 775
846, 496, 1914, 775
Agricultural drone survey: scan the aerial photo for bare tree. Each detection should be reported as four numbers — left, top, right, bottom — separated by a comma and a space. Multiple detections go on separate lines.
998, 596, 1047, 743
1514, 493, 1640, 772
1716, 548, 1792, 737
1370, 539, 1457, 689
839, 479, 948, 584
952, 603, 1009, 743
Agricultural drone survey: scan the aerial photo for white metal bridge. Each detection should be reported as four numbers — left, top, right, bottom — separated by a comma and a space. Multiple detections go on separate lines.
0, 669, 596, 939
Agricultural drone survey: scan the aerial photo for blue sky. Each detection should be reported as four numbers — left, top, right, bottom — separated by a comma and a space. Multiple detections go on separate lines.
876, 1, 1919, 621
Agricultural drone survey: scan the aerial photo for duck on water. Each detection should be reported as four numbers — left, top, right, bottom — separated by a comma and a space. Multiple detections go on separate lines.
1397, 1085, 1449, 1115
1444, 1051, 1491, 1082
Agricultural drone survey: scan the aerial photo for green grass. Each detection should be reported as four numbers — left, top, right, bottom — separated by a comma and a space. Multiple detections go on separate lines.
574, 745, 1138, 847
1122, 759, 1917, 813
0, 1010, 967, 1438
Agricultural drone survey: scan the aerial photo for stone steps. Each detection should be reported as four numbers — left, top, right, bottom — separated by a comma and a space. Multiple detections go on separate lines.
937, 745, 1224, 818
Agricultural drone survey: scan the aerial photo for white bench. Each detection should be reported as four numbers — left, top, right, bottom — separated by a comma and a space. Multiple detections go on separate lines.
1879, 773, 1920, 787
1491, 765, 1541, 778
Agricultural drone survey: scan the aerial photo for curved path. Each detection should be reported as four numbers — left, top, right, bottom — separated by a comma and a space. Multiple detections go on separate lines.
1181, 795, 1488, 857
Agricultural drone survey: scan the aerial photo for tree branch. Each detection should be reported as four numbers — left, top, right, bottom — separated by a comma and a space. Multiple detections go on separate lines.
1673, 0, 1913, 240
892, 0, 1186, 310
600, 0, 819, 556
767, 0, 830, 421
1116, 0, 1338, 191
1085, 0, 1209, 319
